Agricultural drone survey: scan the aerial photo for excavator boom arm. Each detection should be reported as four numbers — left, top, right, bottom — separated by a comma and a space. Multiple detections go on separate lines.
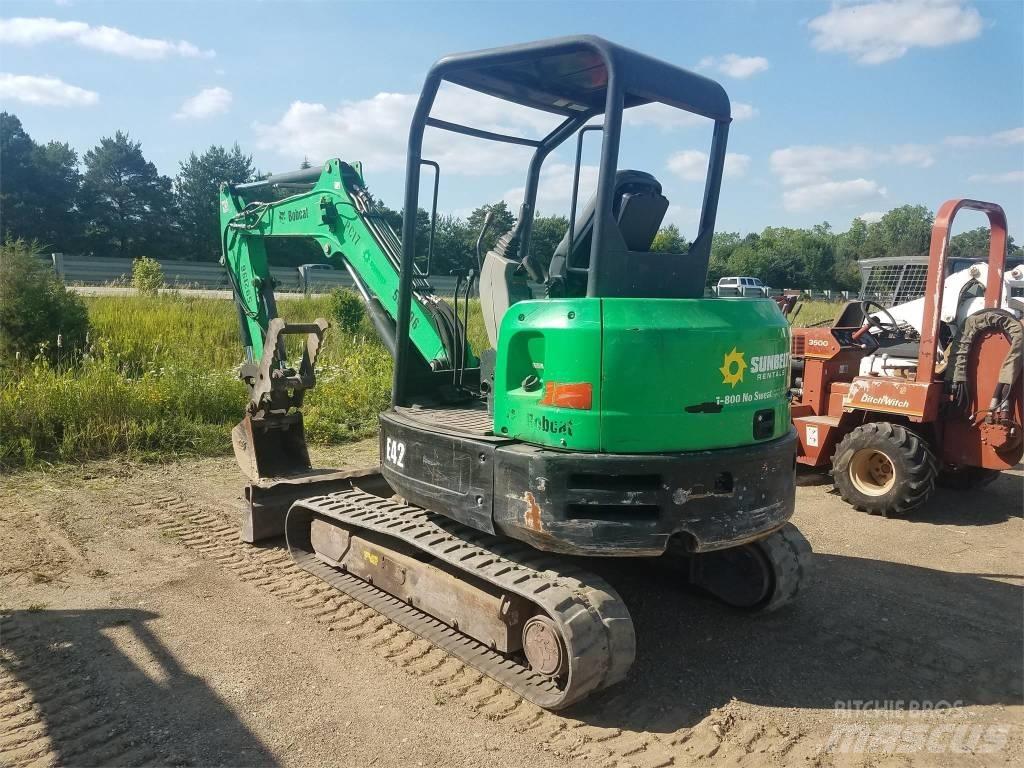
219, 159, 470, 369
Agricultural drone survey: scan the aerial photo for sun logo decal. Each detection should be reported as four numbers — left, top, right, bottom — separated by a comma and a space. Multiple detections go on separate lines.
719, 347, 747, 388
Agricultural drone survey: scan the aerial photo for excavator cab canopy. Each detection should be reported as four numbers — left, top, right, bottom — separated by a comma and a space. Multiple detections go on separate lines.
394, 35, 733, 402
436, 36, 731, 119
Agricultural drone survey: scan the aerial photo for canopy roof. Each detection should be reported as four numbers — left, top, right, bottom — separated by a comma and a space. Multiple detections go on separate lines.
431, 35, 731, 122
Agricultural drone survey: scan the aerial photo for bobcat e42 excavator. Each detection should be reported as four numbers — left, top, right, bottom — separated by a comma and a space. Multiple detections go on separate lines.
220, 36, 810, 709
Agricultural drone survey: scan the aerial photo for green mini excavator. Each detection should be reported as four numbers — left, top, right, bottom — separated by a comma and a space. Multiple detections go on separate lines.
220, 36, 810, 710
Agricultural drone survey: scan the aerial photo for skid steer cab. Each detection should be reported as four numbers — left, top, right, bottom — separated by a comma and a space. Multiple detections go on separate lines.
790, 199, 1024, 516
218, 36, 811, 710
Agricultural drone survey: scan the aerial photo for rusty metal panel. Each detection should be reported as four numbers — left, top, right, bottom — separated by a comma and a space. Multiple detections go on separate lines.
843, 377, 939, 421
793, 415, 842, 467
797, 328, 842, 359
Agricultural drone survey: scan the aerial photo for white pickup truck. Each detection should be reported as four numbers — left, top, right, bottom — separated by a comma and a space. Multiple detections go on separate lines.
716, 276, 769, 297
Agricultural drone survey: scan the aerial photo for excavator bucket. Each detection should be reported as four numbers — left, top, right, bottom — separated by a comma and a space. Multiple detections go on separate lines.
232, 317, 378, 542
233, 317, 327, 484
232, 411, 312, 484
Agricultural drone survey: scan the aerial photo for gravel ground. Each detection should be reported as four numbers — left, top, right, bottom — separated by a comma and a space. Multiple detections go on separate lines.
1, 442, 1020, 767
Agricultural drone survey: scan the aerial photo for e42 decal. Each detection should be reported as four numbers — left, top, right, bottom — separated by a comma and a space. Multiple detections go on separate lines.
385, 436, 406, 468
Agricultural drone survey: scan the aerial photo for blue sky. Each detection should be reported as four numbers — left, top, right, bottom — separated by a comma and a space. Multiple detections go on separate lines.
1, 0, 1022, 239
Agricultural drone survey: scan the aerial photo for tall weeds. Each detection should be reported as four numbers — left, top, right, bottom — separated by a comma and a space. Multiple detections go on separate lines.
0, 294, 392, 468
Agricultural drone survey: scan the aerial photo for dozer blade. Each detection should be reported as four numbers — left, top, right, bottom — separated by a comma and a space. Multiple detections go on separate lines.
239, 464, 385, 544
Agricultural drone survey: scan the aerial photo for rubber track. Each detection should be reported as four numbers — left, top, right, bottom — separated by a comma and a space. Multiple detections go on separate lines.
287, 489, 636, 710
751, 523, 812, 612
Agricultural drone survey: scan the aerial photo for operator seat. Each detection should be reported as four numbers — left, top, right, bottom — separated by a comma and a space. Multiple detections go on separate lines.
548, 170, 669, 298
479, 170, 669, 349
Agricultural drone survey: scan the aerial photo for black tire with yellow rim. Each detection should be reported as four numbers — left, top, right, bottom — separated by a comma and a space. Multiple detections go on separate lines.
832, 422, 938, 516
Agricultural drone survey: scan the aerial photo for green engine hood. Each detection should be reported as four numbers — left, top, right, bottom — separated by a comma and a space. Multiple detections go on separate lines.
492, 297, 791, 453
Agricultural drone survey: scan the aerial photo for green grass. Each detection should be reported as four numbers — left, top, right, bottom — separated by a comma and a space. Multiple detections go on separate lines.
0, 293, 394, 468
791, 300, 841, 326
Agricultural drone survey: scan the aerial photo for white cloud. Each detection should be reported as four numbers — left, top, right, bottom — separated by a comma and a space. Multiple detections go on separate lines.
0, 72, 97, 106
859, 210, 886, 224
732, 103, 759, 121
771, 145, 874, 186
255, 94, 414, 172
664, 203, 700, 229
0, 16, 82, 44
667, 150, 707, 181
667, 150, 751, 181
808, 1, 985, 64
784, 179, 888, 212
967, 170, 1024, 184
726, 153, 752, 178
174, 86, 232, 120
624, 102, 702, 130
994, 127, 1024, 145
944, 126, 1024, 147
254, 85, 559, 176
0, 16, 213, 58
503, 162, 600, 212
623, 100, 758, 131
889, 144, 936, 167
698, 54, 770, 79
769, 143, 933, 186
770, 143, 926, 212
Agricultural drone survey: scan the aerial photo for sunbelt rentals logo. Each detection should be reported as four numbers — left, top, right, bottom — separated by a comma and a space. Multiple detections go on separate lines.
720, 347, 790, 388
720, 347, 747, 387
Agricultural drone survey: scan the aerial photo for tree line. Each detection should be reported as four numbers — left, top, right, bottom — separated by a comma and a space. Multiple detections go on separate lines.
2, 111, 1018, 289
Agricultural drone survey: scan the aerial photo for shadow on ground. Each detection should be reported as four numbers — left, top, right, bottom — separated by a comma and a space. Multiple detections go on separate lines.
804, 465, 1022, 526
572, 544, 1022, 734
0, 609, 278, 767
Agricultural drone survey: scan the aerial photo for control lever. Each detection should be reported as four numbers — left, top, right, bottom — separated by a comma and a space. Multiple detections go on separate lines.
476, 209, 495, 272
449, 268, 467, 386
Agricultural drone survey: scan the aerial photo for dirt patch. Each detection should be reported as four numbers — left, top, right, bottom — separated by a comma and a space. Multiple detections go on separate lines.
1, 444, 1021, 767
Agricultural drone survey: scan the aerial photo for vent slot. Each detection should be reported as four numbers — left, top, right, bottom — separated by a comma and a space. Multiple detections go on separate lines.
792, 335, 806, 356
567, 473, 661, 491
753, 408, 775, 440
566, 504, 659, 521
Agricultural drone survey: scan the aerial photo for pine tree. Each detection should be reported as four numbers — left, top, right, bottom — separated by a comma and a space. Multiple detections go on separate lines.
79, 131, 177, 258
175, 144, 255, 261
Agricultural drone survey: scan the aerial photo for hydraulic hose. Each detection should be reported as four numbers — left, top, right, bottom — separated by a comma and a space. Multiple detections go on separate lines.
949, 308, 1024, 416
